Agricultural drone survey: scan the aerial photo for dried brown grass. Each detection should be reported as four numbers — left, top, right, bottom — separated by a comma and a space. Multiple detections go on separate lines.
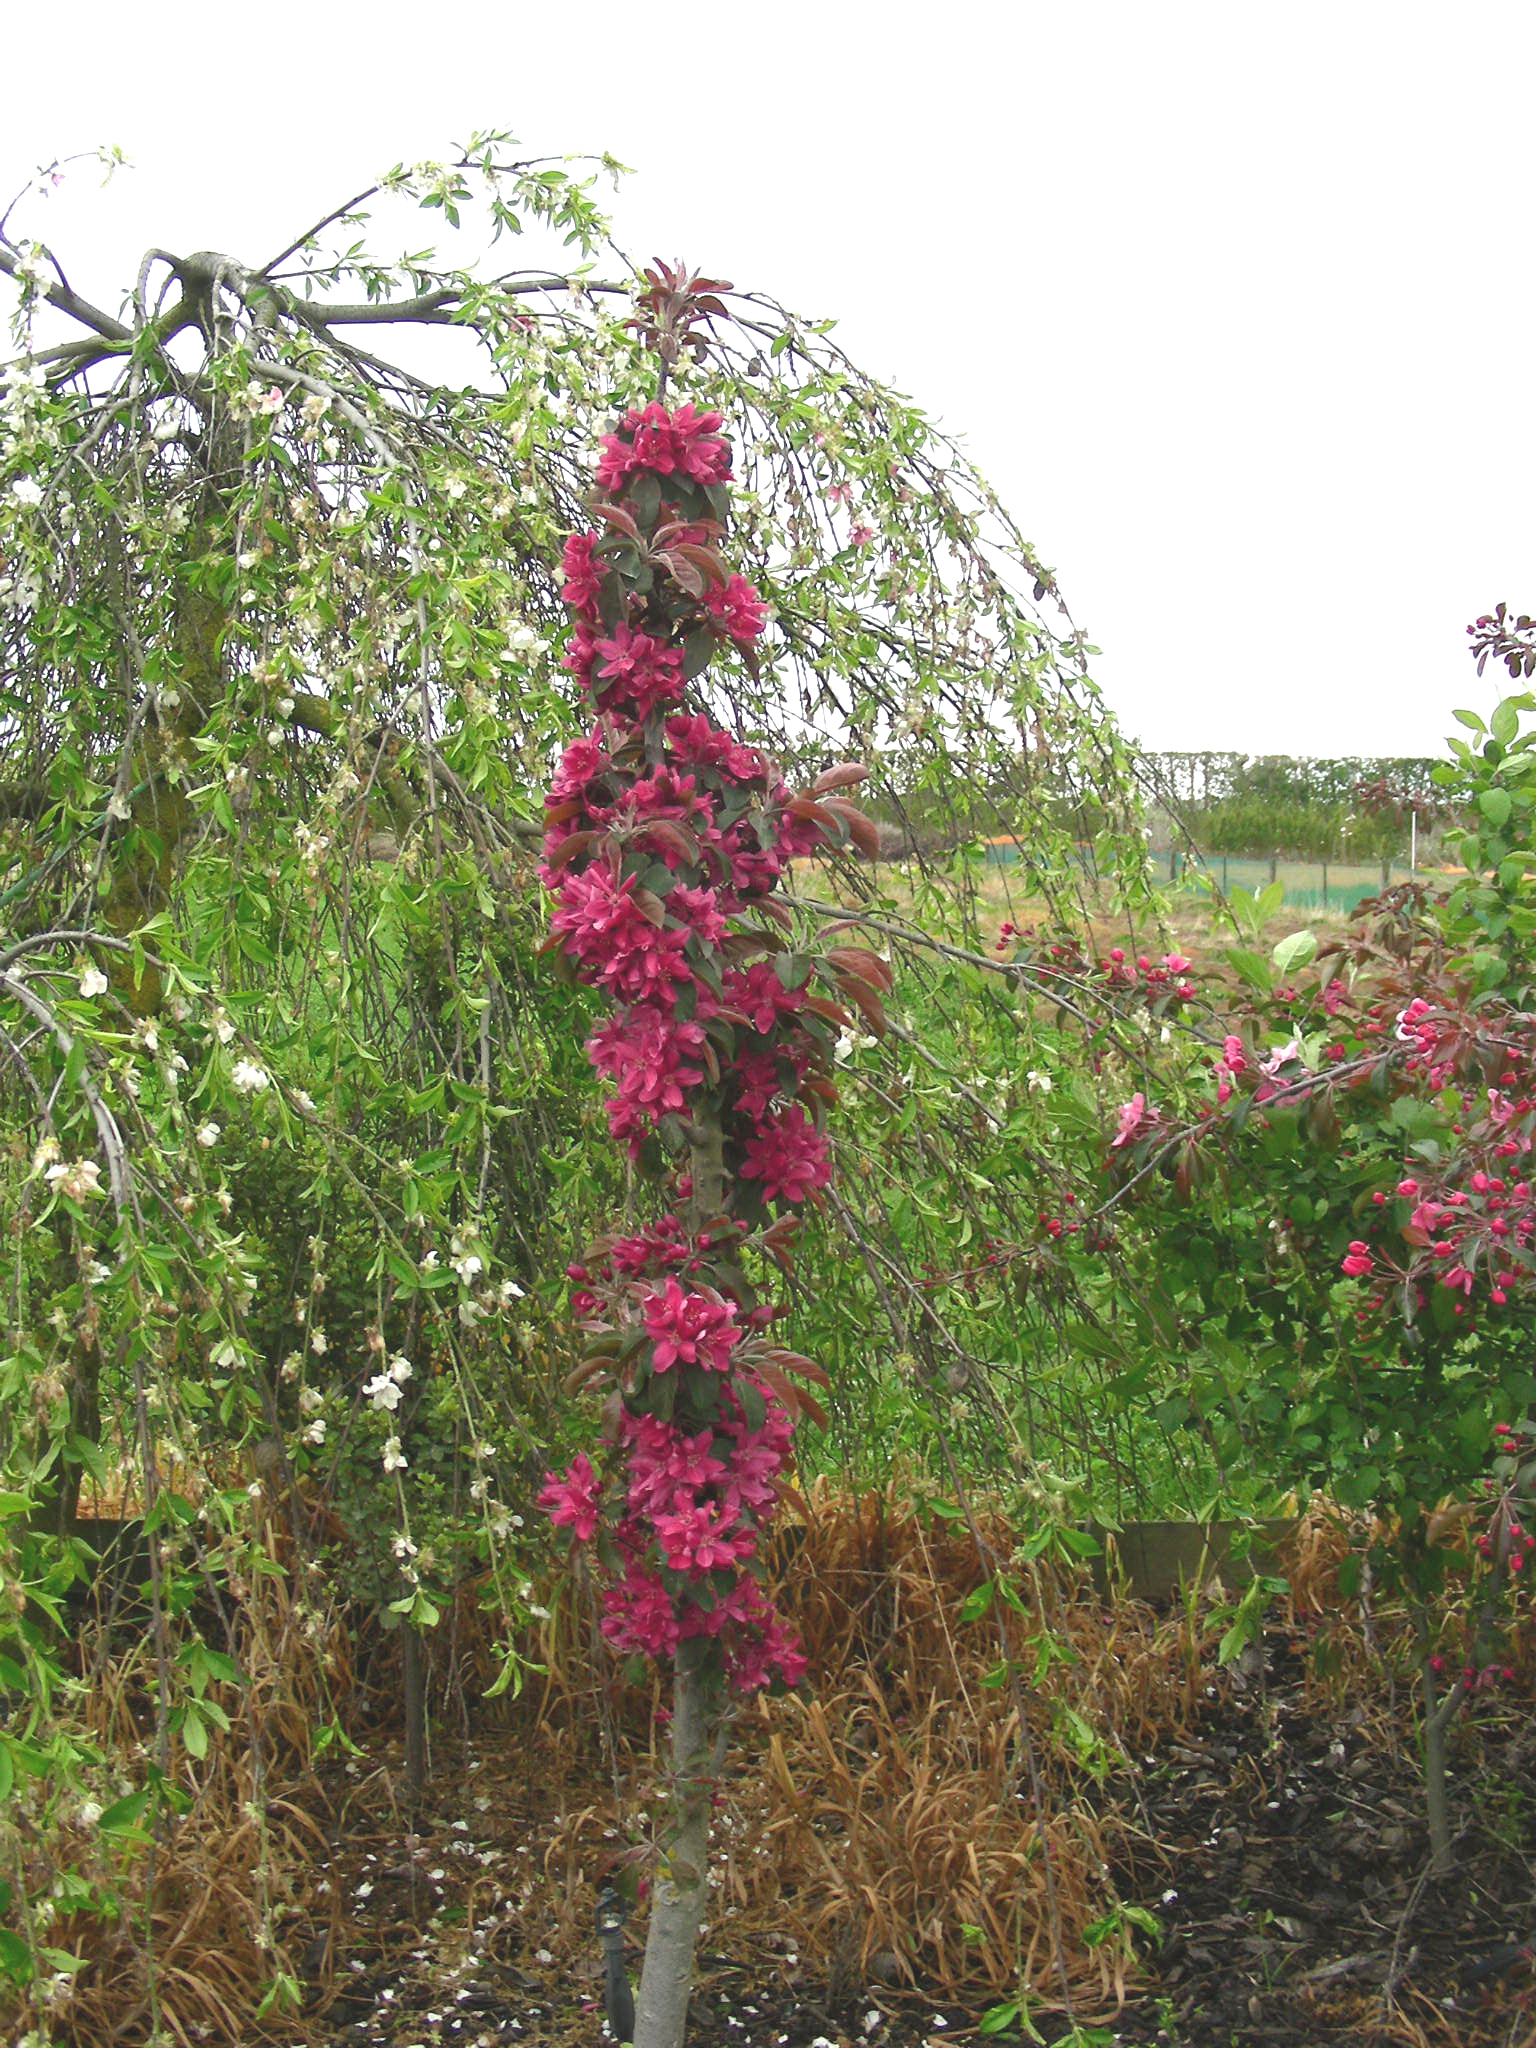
23, 1487, 1483, 2045
9, 1512, 352, 2048
528, 1480, 1201, 2015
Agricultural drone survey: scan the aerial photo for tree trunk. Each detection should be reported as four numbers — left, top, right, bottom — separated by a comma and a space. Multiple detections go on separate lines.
1421, 1650, 1453, 1875
633, 1637, 716, 2048
402, 1622, 428, 1811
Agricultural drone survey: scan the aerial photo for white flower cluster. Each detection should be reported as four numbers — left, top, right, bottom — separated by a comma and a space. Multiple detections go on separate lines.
46, 1158, 102, 1200
231, 379, 285, 421
293, 820, 331, 872
363, 1355, 413, 1413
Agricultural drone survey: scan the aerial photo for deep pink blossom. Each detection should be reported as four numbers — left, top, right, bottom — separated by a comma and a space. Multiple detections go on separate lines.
704, 573, 767, 644
561, 531, 607, 612
591, 622, 687, 718
727, 961, 806, 1036
642, 1279, 741, 1375
538, 1453, 601, 1543
740, 1105, 832, 1206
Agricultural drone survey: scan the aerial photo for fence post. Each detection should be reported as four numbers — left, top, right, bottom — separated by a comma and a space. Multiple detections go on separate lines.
1168, 847, 1177, 883
1269, 854, 1278, 886
1381, 857, 1390, 891
1322, 860, 1329, 909
1222, 854, 1229, 892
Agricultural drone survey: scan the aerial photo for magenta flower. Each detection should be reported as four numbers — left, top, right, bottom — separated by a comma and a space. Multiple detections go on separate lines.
740, 1105, 832, 1206
704, 573, 767, 644
538, 1452, 601, 1543
642, 1279, 741, 1375
1111, 1092, 1152, 1149
560, 531, 607, 612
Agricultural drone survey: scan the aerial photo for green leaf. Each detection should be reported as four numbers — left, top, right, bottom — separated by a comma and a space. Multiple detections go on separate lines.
0, 1927, 33, 1985
1480, 786, 1513, 829
979, 2001, 1021, 2035
958, 1580, 994, 1624
98, 1788, 150, 1834
1271, 929, 1317, 976
1491, 699, 1521, 747
1225, 948, 1272, 994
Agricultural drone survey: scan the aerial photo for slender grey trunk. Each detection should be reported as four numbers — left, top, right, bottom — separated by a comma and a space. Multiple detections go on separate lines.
630, 1103, 731, 2047
1410, 1537, 1510, 1880
632, 1637, 715, 2048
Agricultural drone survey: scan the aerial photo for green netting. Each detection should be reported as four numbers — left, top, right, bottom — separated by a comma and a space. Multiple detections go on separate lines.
1149, 850, 1416, 916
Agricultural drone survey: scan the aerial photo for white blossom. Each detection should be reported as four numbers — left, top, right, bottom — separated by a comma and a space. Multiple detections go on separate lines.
364, 1371, 403, 1413
310, 1327, 328, 1356
381, 1436, 408, 1475
303, 1418, 327, 1446
196, 1122, 220, 1148
230, 1058, 270, 1094
9, 475, 43, 508
498, 1279, 525, 1304
388, 1354, 413, 1385
298, 1386, 322, 1416
77, 965, 108, 999
46, 1159, 102, 1200
1026, 1069, 1053, 1095
451, 1251, 483, 1284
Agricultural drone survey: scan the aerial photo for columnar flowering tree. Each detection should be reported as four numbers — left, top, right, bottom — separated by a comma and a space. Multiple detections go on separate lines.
538, 268, 887, 2048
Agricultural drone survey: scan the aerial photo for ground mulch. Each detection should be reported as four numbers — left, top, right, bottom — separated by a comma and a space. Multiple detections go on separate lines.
1110, 1629, 1536, 2047
308, 1620, 1534, 2048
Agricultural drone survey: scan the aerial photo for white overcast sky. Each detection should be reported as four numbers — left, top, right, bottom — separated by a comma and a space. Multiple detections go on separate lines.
7, 2, 1533, 760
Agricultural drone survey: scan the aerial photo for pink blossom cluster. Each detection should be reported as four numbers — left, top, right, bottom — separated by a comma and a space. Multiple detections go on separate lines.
539, 396, 866, 1695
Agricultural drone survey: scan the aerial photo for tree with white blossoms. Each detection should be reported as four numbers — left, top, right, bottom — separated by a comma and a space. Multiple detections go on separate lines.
0, 132, 1153, 2038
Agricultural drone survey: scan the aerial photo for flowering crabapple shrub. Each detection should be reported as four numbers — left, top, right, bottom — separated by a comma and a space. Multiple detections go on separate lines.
537, 362, 889, 1695
1096, 871, 1536, 1672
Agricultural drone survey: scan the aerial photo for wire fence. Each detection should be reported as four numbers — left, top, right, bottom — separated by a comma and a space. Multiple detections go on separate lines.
978, 837, 1431, 917
1147, 849, 1417, 916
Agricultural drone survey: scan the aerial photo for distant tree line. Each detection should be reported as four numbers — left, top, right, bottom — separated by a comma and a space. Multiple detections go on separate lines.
1142, 752, 1462, 863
